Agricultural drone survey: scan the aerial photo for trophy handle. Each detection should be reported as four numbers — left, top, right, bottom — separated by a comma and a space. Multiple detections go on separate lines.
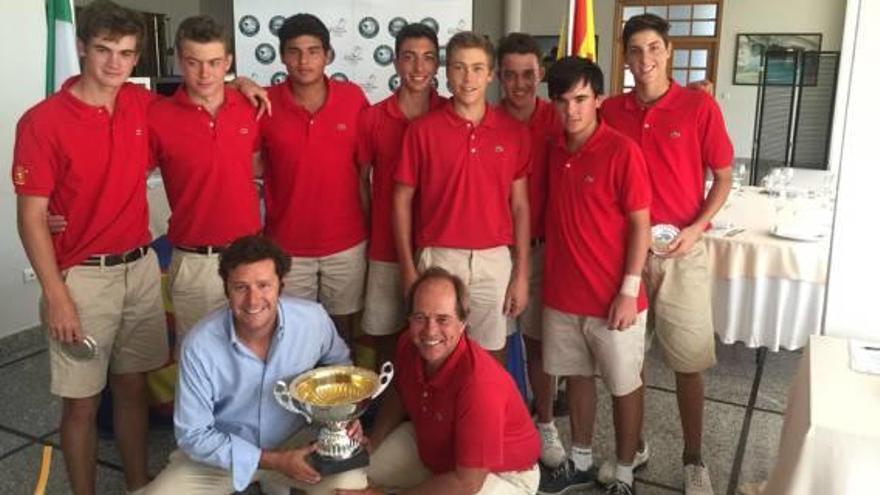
273, 380, 311, 423
371, 361, 394, 400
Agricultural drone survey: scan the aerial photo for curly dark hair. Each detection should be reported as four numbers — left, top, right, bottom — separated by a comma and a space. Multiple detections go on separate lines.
218, 235, 291, 292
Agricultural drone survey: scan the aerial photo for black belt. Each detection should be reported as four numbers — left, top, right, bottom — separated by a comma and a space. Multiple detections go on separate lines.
81, 245, 150, 267
530, 237, 545, 247
177, 245, 227, 255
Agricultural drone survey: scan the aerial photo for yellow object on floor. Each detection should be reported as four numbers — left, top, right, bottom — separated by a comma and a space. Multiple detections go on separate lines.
33, 444, 52, 495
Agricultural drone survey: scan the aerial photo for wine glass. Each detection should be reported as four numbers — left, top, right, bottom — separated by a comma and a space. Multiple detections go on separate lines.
732, 164, 747, 194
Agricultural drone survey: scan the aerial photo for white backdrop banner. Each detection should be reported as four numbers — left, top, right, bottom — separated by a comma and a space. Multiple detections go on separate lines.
233, 0, 473, 103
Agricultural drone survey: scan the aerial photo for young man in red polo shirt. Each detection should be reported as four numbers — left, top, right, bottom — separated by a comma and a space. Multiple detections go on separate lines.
12, 2, 167, 493
148, 16, 261, 347
496, 32, 566, 468
358, 23, 445, 367
338, 268, 540, 495
601, 14, 733, 495
393, 31, 531, 362
260, 13, 369, 346
537, 57, 651, 495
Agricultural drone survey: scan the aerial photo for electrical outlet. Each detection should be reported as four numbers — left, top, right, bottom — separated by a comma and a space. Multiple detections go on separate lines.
22, 267, 37, 284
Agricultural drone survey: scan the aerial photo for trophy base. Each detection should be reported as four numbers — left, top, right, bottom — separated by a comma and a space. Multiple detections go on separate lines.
309, 448, 370, 476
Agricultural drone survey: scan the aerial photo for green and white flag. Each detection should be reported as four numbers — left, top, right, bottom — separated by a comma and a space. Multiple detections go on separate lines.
46, 0, 79, 95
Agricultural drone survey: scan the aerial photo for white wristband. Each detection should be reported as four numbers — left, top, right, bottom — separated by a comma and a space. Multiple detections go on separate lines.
619, 274, 641, 298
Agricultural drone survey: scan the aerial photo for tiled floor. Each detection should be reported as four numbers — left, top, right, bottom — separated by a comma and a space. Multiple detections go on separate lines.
0, 326, 799, 494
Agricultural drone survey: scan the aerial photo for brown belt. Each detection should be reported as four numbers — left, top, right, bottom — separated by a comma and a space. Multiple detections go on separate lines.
176, 245, 227, 255
81, 245, 150, 267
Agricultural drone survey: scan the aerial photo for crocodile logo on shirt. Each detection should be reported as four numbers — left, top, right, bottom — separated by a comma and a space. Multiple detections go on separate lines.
494, 145, 504, 153
337, 123, 348, 131
239, 127, 249, 135
12, 165, 28, 186
669, 130, 681, 138
583, 174, 594, 183
135, 128, 144, 136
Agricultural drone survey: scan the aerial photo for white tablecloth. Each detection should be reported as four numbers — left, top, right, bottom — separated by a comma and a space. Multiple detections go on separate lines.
765, 335, 880, 494
705, 187, 830, 350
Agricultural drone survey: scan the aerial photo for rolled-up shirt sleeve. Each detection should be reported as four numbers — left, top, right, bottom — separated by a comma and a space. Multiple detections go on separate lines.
174, 345, 262, 491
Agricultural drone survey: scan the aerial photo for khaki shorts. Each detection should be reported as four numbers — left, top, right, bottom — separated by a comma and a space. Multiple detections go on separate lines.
42, 249, 168, 399
362, 260, 406, 336
168, 249, 227, 340
644, 241, 716, 373
368, 422, 540, 495
508, 244, 544, 340
417, 246, 512, 351
542, 307, 646, 396
282, 241, 367, 316
145, 427, 367, 495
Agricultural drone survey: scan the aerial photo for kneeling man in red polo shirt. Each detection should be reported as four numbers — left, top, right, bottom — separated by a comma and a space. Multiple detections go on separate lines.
339, 267, 540, 495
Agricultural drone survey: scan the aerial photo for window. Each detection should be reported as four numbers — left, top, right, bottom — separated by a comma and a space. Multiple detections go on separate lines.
612, 1, 724, 93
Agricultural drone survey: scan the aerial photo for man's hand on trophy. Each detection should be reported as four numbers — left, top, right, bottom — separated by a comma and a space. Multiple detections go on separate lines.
275, 444, 322, 485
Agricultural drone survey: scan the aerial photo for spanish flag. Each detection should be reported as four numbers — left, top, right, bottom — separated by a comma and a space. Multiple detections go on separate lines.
557, 0, 597, 62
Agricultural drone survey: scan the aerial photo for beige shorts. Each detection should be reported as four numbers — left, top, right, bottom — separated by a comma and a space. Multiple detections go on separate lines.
542, 307, 647, 396
362, 260, 406, 336
644, 241, 716, 373
144, 427, 367, 495
168, 249, 227, 340
508, 244, 544, 340
282, 241, 367, 316
368, 422, 540, 495
42, 249, 169, 399
417, 246, 512, 351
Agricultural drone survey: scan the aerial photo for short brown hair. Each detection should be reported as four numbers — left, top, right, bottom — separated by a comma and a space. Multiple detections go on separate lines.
405, 267, 470, 322
446, 31, 495, 69
497, 32, 542, 65
622, 13, 670, 48
77, 0, 145, 51
175, 15, 230, 54
218, 236, 291, 293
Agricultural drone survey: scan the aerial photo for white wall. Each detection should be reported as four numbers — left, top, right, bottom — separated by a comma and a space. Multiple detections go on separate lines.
0, 1, 47, 337
823, 0, 880, 341
715, 0, 846, 158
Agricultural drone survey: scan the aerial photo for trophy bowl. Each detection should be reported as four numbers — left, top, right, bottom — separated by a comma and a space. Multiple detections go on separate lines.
273, 362, 393, 475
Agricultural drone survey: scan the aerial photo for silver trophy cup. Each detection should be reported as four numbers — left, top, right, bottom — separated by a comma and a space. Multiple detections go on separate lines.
273, 362, 393, 474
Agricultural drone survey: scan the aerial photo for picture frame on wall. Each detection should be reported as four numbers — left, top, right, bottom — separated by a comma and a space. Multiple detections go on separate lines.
733, 33, 822, 85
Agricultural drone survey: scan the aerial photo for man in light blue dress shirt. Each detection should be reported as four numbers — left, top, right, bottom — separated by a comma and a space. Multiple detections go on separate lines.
145, 235, 368, 494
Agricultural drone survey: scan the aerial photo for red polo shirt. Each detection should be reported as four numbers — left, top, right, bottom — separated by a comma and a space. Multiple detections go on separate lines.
12, 77, 154, 269
544, 121, 651, 317
499, 97, 561, 240
260, 79, 369, 256
358, 91, 446, 262
395, 102, 531, 249
601, 81, 733, 229
149, 87, 261, 246
395, 332, 540, 474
